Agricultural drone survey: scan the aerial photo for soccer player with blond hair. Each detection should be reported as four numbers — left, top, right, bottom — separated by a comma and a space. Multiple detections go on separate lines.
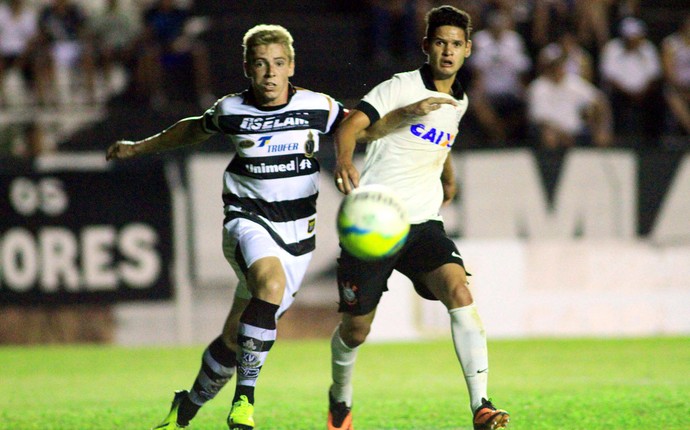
108, 24, 345, 430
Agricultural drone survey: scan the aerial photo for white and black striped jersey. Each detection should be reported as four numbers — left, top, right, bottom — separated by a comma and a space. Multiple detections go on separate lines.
202, 85, 345, 255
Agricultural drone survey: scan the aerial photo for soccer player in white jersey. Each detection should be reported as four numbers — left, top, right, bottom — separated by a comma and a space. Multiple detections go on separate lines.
106, 24, 347, 430
327, 6, 510, 430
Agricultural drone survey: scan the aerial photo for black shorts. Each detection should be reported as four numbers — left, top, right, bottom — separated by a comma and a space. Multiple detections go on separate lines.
336, 220, 467, 315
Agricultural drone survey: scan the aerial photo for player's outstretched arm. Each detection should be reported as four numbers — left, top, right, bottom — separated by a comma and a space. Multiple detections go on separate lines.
359, 97, 458, 142
336, 97, 459, 194
400, 96, 458, 117
106, 116, 211, 161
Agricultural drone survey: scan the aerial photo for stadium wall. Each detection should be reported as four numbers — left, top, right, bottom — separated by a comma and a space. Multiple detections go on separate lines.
1, 149, 689, 344
162, 149, 690, 344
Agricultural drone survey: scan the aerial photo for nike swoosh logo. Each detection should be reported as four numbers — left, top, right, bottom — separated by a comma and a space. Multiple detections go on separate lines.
451, 251, 462, 259
477, 368, 488, 374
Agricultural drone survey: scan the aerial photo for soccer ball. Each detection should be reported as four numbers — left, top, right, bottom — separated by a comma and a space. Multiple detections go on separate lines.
336, 185, 410, 261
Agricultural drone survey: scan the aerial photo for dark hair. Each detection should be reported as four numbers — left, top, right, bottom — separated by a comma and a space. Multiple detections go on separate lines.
425, 5, 473, 40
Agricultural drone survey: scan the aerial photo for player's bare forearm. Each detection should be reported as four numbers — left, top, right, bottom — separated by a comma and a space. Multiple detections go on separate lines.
106, 116, 210, 161
335, 110, 370, 193
441, 155, 457, 204
357, 109, 407, 142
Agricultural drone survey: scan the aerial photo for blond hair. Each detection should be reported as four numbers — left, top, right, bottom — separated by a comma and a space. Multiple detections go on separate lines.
242, 24, 295, 63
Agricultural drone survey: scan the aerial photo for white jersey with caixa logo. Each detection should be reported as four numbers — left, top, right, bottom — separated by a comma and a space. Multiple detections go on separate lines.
201, 85, 344, 255
357, 64, 468, 224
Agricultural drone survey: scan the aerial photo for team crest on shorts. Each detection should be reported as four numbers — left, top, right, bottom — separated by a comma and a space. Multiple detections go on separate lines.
308, 218, 316, 233
305, 131, 315, 158
340, 281, 358, 305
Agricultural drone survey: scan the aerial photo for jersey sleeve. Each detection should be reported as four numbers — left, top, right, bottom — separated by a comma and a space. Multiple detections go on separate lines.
324, 95, 346, 135
357, 75, 404, 126
201, 99, 222, 134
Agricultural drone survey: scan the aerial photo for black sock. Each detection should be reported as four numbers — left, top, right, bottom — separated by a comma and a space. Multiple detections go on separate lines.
233, 384, 256, 405
177, 396, 200, 426
239, 297, 279, 329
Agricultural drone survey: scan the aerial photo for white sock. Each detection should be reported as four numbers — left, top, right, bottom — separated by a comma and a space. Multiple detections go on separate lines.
330, 324, 358, 406
449, 304, 489, 412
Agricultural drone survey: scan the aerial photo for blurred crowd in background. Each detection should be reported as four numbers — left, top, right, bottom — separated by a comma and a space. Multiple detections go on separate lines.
0, 0, 688, 158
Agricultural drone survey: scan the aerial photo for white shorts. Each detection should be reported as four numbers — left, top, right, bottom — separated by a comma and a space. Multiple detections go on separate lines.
222, 217, 312, 318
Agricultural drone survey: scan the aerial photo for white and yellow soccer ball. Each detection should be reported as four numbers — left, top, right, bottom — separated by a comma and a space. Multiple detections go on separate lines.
336, 185, 410, 261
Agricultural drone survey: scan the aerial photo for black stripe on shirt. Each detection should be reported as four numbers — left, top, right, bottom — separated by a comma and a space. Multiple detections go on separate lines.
214, 109, 332, 135
223, 193, 317, 223
226, 153, 320, 180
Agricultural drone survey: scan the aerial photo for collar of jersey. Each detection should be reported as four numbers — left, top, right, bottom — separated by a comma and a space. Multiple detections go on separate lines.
243, 83, 297, 111
419, 63, 465, 100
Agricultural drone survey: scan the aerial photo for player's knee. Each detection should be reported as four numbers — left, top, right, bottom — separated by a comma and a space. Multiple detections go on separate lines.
252, 278, 286, 304
442, 278, 473, 309
340, 321, 371, 348
219, 332, 238, 352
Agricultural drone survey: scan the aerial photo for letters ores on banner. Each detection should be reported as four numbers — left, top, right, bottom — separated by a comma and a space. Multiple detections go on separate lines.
0, 163, 173, 305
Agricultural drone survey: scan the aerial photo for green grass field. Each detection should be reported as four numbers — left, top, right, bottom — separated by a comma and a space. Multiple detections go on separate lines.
0, 337, 688, 429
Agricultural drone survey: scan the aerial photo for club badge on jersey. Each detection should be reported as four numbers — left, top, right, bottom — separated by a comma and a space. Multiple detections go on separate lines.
305, 131, 315, 158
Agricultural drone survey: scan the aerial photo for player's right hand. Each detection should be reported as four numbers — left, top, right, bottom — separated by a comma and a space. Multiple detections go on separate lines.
106, 140, 138, 161
334, 160, 359, 195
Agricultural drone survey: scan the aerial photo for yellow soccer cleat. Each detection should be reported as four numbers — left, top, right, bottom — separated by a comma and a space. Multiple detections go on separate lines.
152, 390, 189, 429
227, 395, 255, 430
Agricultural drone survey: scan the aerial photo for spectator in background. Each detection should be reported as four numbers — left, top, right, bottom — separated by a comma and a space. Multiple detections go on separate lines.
367, 0, 418, 67
88, 0, 140, 99
575, 0, 614, 51
661, 14, 690, 136
468, 9, 531, 145
136, 0, 214, 109
575, 0, 640, 51
557, 27, 595, 82
34, 0, 96, 105
0, 0, 39, 107
0, 121, 45, 158
481, 0, 534, 42
527, 43, 612, 149
600, 17, 664, 144
531, 0, 575, 49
